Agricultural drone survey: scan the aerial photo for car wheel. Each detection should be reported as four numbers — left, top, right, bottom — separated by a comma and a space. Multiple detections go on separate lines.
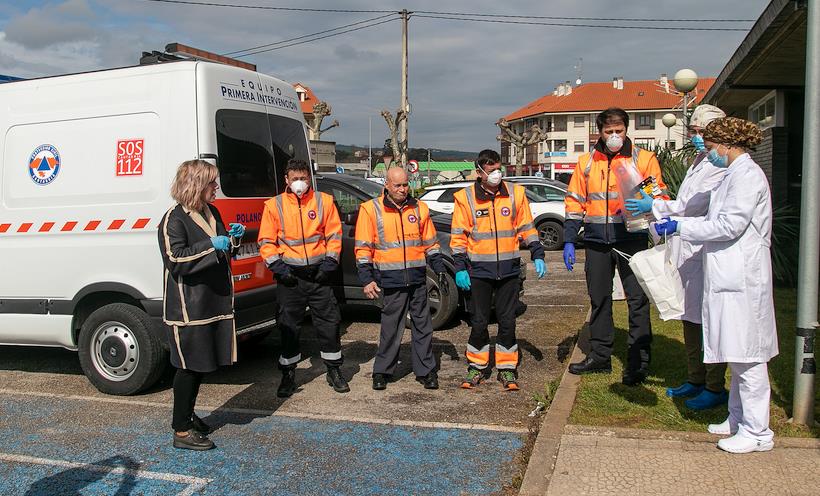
78, 303, 167, 395
405, 269, 458, 330
538, 220, 564, 251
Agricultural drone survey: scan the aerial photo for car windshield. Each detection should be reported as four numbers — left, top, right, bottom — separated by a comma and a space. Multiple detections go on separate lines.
349, 178, 384, 198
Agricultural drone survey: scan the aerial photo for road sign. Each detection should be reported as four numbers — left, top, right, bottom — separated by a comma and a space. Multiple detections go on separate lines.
336, 166, 344, 174
407, 160, 419, 173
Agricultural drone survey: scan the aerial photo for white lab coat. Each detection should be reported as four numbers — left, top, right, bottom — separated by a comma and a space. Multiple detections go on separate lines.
679, 153, 778, 363
651, 153, 726, 323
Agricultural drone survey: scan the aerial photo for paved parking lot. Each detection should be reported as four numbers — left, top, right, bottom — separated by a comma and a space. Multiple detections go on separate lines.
0, 251, 588, 495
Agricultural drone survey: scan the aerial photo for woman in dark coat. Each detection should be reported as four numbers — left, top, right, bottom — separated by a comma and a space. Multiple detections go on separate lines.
158, 159, 245, 450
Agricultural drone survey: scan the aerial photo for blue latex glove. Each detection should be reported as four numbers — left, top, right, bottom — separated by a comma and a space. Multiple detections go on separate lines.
624, 190, 654, 215
455, 270, 471, 291
534, 258, 546, 279
654, 218, 679, 236
228, 222, 245, 238
563, 243, 575, 272
211, 235, 230, 252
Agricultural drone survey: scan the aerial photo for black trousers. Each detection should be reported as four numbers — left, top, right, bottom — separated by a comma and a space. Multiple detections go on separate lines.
374, 284, 436, 377
468, 276, 520, 367
585, 240, 652, 371
277, 277, 342, 368
172, 368, 204, 432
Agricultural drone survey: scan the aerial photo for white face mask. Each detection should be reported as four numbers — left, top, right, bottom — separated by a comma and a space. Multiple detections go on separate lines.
289, 179, 309, 197
484, 168, 503, 186
606, 133, 624, 152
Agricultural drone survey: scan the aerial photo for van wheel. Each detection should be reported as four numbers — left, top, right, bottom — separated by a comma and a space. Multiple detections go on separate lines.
538, 220, 564, 251
78, 303, 167, 396
405, 269, 458, 330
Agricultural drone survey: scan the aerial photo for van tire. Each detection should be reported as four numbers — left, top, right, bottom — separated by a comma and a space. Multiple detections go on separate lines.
78, 303, 167, 396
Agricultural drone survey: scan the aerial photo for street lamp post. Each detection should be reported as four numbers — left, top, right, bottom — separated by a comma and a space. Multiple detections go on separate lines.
662, 113, 677, 149
427, 148, 432, 185
673, 69, 699, 129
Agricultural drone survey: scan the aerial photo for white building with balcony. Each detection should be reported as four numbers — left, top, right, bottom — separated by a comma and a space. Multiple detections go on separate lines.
501, 75, 715, 182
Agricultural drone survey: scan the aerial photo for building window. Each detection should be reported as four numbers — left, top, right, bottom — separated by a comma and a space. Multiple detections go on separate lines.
554, 140, 567, 152
573, 116, 585, 128
636, 113, 655, 130
525, 118, 539, 129
589, 114, 598, 134
750, 94, 776, 129
634, 138, 655, 150
574, 141, 585, 152
554, 116, 567, 132
665, 140, 676, 150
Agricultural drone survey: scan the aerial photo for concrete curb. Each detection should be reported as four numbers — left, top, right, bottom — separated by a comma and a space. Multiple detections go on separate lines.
517, 341, 585, 495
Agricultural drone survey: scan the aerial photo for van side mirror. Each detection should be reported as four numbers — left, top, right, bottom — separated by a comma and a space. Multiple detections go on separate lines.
344, 211, 358, 225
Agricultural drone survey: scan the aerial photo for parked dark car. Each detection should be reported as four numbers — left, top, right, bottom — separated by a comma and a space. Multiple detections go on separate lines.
316, 174, 525, 329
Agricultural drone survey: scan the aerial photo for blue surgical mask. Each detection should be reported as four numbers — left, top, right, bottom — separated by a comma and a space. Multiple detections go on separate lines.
708, 147, 729, 168
691, 134, 706, 152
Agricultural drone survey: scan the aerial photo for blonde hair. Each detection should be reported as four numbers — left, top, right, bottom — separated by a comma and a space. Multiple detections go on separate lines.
170, 160, 219, 211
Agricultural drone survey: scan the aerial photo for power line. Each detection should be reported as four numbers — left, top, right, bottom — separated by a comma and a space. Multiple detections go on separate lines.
232, 17, 399, 57
412, 14, 752, 32
223, 13, 399, 56
414, 10, 756, 23
141, 0, 393, 13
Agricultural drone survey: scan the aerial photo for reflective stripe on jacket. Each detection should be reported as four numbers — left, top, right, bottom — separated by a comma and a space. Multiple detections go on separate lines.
564, 138, 668, 245
450, 179, 544, 280
258, 188, 342, 268
355, 192, 444, 288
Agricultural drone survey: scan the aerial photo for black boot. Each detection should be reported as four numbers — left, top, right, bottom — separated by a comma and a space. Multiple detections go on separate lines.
568, 356, 612, 375
277, 367, 297, 398
326, 367, 350, 393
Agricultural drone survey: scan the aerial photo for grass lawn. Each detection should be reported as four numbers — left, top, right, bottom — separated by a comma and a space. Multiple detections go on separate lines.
568, 288, 819, 438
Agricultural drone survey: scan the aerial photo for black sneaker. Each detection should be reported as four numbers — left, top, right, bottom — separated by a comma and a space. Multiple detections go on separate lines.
372, 373, 388, 390
568, 357, 612, 375
622, 368, 649, 386
277, 368, 297, 398
326, 367, 350, 393
191, 414, 212, 435
417, 371, 439, 390
173, 430, 215, 451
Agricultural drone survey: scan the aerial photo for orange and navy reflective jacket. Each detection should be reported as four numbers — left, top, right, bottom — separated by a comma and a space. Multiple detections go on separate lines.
355, 192, 444, 288
450, 179, 544, 280
258, 188, 342, 268
564, 138, 668, 245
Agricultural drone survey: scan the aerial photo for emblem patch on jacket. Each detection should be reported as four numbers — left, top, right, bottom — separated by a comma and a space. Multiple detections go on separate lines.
307, 210, 317, 220
500, 207, 511, 216
475, 209, 489, 217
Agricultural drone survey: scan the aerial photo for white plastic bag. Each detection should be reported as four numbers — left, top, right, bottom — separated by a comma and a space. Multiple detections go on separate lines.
616, 240, 685, 321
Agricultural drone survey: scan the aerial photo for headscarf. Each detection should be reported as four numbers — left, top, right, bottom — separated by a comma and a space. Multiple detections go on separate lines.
703, 117, 763, 149
689, 104, 725, 128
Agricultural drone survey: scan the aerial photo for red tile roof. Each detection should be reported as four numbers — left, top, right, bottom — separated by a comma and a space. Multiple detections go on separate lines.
293, 82, 320, 115
504, 78, 715, 121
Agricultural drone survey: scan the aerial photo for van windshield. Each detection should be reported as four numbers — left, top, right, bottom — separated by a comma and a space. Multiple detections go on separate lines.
215, 109, 310, 198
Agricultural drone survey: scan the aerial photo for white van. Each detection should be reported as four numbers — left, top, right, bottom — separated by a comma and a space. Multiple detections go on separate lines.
0, 60, 310, 394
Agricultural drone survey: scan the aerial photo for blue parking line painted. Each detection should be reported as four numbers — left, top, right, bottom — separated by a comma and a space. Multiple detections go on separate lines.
0, 393, 525, 495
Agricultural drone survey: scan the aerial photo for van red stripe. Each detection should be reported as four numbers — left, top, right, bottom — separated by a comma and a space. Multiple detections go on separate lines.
18, 223, 32, 233
108, 219, 125, 230
0, 224, 10, 233
132, 218, 150, 229
39, 222, 55, 232
61, 221, 78, 232
84, 220, 101, 231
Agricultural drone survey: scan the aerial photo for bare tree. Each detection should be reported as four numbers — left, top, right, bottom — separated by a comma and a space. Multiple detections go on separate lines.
307, 101, 339, 140
496, 118, 547, 176
381, 109, 408, 167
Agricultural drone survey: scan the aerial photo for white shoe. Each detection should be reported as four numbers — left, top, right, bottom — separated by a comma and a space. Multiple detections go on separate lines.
717, 434, 774, 454
707, 419, 736, 436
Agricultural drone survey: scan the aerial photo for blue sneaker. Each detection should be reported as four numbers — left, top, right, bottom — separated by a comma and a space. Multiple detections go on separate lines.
665, 382, 704, 398
685, 389, 729, 410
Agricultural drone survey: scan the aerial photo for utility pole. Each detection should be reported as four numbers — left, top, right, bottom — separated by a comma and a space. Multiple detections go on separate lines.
792, 0, 818, 427
368, 116, 372, 176
427, 148, 431, 185
400, 8, 410, 167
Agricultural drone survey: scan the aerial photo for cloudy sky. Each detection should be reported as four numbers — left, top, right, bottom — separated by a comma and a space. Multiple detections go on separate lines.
0, 0, 770, 151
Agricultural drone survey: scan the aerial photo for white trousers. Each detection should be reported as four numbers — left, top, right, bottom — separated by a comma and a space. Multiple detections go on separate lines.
728, 362, 774, 442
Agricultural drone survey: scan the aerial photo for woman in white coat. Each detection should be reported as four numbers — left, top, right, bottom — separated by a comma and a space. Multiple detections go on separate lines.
625, 104, 729, 411
655, 117, 777, 454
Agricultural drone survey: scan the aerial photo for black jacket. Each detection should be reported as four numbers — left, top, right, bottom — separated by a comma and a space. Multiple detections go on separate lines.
158, 203, 237, 326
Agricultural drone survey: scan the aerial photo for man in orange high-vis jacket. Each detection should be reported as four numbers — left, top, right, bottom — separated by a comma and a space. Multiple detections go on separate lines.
355, 167, 446, 391
258, 159, 349, 397
563, 108, 669, 386
451, 149, 546, 391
